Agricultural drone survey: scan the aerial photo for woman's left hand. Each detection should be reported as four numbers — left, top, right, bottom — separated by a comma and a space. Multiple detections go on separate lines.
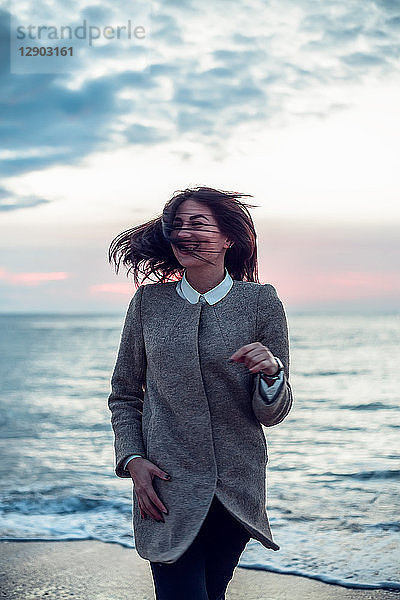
229, 342, 279, 375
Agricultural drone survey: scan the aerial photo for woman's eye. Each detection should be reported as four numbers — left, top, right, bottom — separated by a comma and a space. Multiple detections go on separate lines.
172, 222, 205, 228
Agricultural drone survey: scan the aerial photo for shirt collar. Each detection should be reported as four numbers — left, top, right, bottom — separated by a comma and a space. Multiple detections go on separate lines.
176, 267, 233, 305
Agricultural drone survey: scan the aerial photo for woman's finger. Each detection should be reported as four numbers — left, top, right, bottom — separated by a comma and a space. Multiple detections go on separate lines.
229, 342, 259, 361
250, 358, 279, 374
231, 345, 271, 368
152, 464, 171, 482
237, 349, 269, 370
238, 348, 275, 371
147, 485, 168, 515
141, 493, 164, 521
134, 490, 146, 519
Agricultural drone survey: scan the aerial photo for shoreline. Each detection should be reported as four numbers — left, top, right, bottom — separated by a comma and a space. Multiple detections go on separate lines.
1, 540, 400, 600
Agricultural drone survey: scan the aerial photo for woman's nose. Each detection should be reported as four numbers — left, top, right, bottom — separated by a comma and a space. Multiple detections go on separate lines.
176, 226, 193, 240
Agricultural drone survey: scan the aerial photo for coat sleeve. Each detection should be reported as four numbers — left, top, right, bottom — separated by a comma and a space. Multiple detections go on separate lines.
108, 285, 147, 478
251, 283, 294, 427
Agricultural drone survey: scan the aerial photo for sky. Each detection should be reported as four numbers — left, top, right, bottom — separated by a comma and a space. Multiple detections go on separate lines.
0, 0, 399, 312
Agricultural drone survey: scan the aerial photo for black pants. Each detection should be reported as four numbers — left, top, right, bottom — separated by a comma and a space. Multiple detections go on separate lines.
149, 495, 251, 600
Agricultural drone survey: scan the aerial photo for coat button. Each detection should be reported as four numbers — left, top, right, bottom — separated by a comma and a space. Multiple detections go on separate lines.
199, 295, 207, 304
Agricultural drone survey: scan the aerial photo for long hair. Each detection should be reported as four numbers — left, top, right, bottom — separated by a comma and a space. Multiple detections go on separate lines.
108, 186, 261, 287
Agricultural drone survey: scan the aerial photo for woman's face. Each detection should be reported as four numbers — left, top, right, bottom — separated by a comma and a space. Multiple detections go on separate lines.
169, 199, 231, 267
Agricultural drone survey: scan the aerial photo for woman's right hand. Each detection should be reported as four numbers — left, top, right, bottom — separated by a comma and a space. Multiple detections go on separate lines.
127, 457, 170, 522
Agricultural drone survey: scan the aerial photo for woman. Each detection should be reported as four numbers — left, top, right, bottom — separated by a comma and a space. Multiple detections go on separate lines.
107, 186, 294, 600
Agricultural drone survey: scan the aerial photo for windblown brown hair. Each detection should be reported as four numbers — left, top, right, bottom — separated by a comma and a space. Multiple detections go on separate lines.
108, 186, 261, 287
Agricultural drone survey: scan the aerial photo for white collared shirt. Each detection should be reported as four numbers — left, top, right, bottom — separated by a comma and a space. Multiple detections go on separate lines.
176, 267, 233, 305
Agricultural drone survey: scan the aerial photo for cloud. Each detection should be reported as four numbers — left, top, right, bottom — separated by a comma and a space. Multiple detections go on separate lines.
374, 0, 400, 14
150, 12, 184, 45
277, 270, 400, 305
124, 123, 170, 144
79, 4, 113, 21
0, 70, 131, 176
0, 268, 70, 286
328, 270, 400, 293
89, 283, 135, 295
0, 185, 50, 211
256, 220, 400, 307
1, 0, 400, 185
341, 52, 388, 67
386, 15, 400, 26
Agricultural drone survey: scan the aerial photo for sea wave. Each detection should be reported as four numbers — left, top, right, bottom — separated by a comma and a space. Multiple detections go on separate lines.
238, 562, 400, 591
320, 469, 400, 481
341, 402, 398, 410
0, 493, 131, 515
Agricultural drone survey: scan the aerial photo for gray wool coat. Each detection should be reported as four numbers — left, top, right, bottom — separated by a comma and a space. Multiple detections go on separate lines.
107, 279, 294, 564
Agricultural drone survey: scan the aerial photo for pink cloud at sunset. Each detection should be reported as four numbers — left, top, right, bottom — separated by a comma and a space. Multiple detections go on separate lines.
89, 283, 135, 295
0, 268, 69, 286
274, 270, 400, 304
254, 220, 400, 308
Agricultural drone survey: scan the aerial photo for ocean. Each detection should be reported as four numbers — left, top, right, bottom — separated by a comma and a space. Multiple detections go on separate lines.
0, 311, 399, 591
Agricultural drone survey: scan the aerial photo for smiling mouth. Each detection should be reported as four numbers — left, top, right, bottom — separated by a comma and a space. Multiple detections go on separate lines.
176, 243, 200, 253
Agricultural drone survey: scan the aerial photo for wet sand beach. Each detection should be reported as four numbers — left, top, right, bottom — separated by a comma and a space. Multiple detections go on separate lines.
1, 541, 399, 600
